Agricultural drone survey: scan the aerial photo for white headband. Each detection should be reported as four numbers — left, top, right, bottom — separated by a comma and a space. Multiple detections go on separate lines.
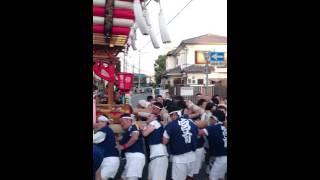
98, 115, 110, 122
168, 110, 181, 115
210, 115, 218, 121
121, 116, 133, 120
153, 104, 162, 110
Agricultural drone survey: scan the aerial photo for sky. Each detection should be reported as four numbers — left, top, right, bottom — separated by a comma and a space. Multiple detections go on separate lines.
118, 0, 227, 76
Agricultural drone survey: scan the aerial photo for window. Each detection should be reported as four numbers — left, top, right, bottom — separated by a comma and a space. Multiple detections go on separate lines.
174, 79, 181, 85
192, 80, 196, 84
188, 79, 191, 83
197, 79, 204, 84
195, 51, 209, 64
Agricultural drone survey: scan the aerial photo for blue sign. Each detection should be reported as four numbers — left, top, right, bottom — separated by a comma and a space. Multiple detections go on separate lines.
210, 52, 224, 62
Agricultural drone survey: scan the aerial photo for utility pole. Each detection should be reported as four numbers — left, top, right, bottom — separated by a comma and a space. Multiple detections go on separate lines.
205, 51, 210, 95
138, 50, 141, 90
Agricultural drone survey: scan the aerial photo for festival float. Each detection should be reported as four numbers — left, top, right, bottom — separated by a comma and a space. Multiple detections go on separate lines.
93, 0, 171, 132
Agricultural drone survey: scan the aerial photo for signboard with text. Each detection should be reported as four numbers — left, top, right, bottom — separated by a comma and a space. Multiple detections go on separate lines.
180, 87, 194, 96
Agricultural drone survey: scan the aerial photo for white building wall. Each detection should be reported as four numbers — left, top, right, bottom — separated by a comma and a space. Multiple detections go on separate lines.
166, 56, 177, 70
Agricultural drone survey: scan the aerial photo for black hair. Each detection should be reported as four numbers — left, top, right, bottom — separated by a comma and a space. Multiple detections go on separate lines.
166, 103, 181, 114
147, 96, 154, 102
217, 105, 227, 111
173, 95, 184, 102
176, 100, 187, 109
197, 99, 207, 106
163, 99, 173, 108
212, 110, 226, 122
152, 102, 164, 109
205, 102, 215, 111
156, 95, 163, 98
196, 93, 202, 96
212, 97, 220, 105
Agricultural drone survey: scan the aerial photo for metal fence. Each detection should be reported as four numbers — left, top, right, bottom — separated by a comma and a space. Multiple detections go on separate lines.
168, 84, 227, 104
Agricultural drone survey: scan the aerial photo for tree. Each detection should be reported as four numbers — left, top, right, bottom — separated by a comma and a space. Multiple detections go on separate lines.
154, 55, 166, 85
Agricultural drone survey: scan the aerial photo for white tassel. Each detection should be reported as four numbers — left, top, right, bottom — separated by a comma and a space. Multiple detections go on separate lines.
129, 28, 134, 38
127, 38, 132, 46
133, 24, 138, 40
148, 25, 160, 49
133, 0, 149, 35
128, 27, 137, 50
131, 36, 137, 50
159, 9, 171, 43
142, 7, 151, 26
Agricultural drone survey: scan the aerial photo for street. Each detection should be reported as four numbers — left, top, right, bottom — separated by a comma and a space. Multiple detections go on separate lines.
130, 92, 153, 109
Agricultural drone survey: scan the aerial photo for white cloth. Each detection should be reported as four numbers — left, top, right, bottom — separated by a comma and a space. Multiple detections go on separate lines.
138, 100, 150, 108
149, 120, 161, 129
172, 161, 194, 180
98, 115, 109, 122
100, 157, 120, 179
148, 156, 168, 180
192, 147, 205, 175
122, 153, 146, 178
148, 121, 168, 158
163, 130, 169, 139
172, 151, 195, 164
93, 131, 106, 144
125, 152, 144, 159
201, 111, 212, 122
209, 156, 227, 180
149, 144, 168, 159
138, 111, 151, 118
126, 177, 138, 180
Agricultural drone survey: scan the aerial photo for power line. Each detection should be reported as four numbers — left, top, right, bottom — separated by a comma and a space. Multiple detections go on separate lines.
167, 0, 195, 25
146, 0, 152, 6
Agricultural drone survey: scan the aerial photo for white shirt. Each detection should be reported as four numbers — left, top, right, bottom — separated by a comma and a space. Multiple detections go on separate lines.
93, 131, 106, 144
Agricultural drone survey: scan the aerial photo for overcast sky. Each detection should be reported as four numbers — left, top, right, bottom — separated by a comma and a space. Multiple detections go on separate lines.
119, 0, 227, 76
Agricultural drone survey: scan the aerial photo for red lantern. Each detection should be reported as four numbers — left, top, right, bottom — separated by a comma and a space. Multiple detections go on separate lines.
116, 73, 134, 92
93, 61, 115, 83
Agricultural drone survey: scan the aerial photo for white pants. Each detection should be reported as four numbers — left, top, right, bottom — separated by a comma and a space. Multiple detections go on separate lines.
126, 177, 138, 180
210, 156, 227, 180
148, 156, 168, 180
121, 156, 146, 179
100, 157, 120, 179
192, 147, 205, 175
172, 161, 195, 180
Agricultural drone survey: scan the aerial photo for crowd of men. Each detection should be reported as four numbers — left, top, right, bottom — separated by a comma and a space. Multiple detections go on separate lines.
93, 92, 227, 180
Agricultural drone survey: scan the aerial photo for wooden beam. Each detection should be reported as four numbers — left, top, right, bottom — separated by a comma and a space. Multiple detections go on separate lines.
108, 82, 114, 104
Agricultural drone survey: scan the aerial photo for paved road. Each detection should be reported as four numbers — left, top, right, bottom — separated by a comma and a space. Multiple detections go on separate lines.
130, 92, 153, 109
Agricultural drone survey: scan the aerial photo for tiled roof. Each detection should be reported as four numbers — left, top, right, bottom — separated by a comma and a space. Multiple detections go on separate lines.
183, 64, 215, 73
182, 34, 227, 45
164, 66, 182, 74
